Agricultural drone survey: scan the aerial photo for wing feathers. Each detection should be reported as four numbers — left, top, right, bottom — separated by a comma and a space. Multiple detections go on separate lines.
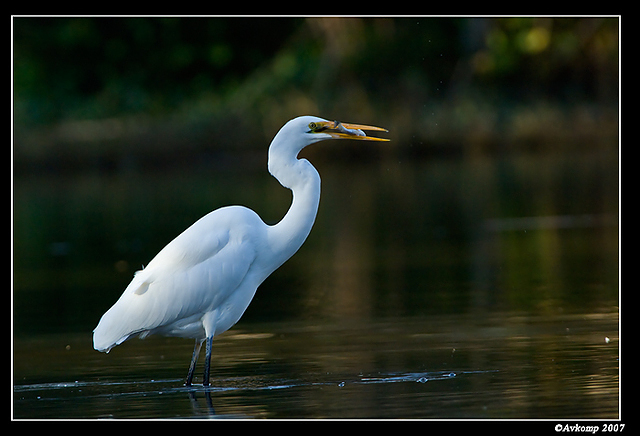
93, 207, 263, 352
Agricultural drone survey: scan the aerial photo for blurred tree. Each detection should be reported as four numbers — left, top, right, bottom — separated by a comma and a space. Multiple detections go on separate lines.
13, 16, 619, 165
13, 17, 302, 125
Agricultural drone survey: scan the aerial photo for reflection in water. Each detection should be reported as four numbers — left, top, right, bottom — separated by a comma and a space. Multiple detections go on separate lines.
188, 389, 216, 417
13, 147, 618, 419
13, 313, 618, 419
13, 150, 618, 330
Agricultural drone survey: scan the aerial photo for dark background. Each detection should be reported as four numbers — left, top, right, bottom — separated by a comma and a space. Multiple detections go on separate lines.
13, 17, 619, 334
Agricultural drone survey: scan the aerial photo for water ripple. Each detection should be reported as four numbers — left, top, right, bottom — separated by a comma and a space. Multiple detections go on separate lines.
14, 369, 496, 397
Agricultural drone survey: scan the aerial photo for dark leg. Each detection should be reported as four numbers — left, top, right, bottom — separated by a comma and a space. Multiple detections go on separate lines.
202, 336, 213, 386
185, 338, 204, 386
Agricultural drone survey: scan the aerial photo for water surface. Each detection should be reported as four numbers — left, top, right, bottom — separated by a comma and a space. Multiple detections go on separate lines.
13, 149, 619, 419
14, 313, 618, 419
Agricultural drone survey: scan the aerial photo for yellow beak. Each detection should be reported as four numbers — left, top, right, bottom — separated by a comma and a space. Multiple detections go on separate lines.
311, 120, 389, 141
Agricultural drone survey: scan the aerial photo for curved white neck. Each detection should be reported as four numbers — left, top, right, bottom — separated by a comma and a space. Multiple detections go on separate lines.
267, 157, 321, 268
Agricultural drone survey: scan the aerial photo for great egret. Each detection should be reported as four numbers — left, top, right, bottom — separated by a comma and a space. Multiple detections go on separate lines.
93, 115, 389, 386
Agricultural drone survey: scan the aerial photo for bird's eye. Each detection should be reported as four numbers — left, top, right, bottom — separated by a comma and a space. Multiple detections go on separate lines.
308, 122, 326, 132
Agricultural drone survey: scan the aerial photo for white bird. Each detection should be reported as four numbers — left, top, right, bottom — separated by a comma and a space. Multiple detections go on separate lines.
93, 116, 388, 386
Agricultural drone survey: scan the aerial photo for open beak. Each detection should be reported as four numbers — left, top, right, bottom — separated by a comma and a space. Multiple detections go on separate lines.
312, 120, 389, 141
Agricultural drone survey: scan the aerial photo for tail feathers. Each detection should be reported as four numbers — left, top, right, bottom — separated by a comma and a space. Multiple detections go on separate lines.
93, 314, 137, 353
93, 297, 149, 352
93, 270, 157, 352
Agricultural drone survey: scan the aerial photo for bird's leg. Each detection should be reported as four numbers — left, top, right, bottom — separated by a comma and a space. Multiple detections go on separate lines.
202, 336, 213, 387
185, 338, 205, 386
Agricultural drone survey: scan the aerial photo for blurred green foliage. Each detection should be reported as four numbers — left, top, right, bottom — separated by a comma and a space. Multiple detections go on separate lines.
13, 17, 302, 124
13, 17, 619, 164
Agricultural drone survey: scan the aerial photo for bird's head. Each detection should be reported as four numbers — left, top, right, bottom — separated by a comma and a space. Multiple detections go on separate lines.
272, 115, 389, 153
303, 115, 388, 144
303, 116, 389, 143
268, 116, 389, 184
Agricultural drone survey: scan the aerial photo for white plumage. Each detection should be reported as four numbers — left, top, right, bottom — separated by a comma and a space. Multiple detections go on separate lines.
93, 116, 388, 386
